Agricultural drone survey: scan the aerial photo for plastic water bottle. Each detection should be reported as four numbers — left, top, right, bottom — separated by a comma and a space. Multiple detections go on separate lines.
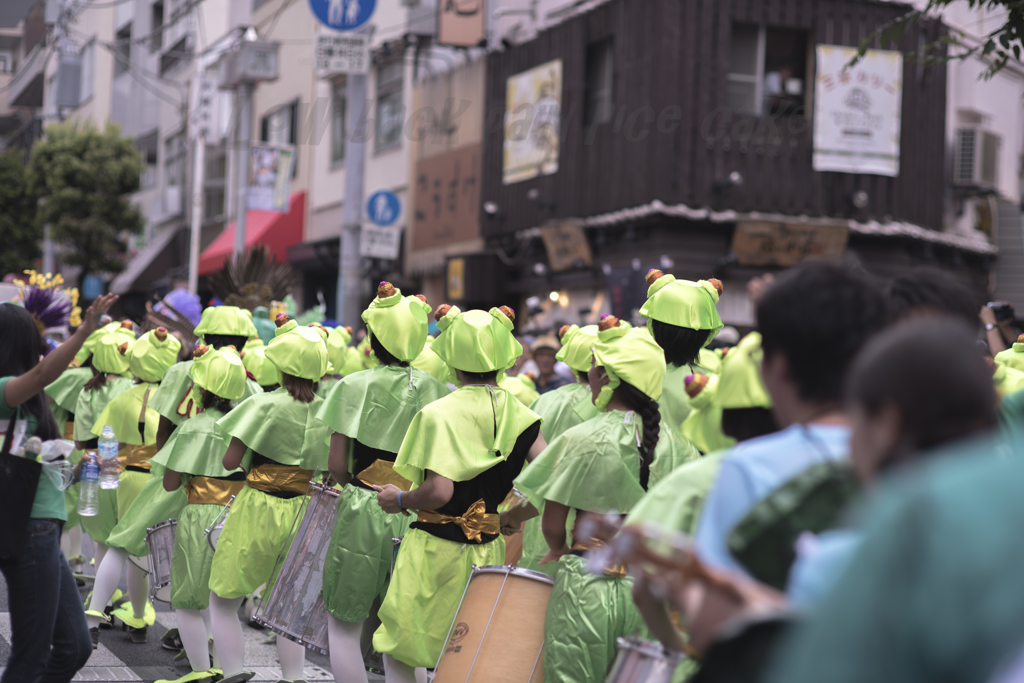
78, 452, 100, 516
98, 425, 120, 490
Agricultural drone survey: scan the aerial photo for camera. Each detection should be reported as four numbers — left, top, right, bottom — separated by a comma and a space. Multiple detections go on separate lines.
987, 301, 1015, 322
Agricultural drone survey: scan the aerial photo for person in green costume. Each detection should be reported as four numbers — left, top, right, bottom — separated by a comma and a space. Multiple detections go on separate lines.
148, 306, 262, 451
316, 324, 352, 397
240, 343, 280, 391
84, 327, 181, 646
639, 269, 725, 435
315, 282, 450, 683
370, 304, 546, 683
208, 314, 331, 683
73, 328, 136, 579
499, 369, 540, 405
517, 323, 601, 577
410, 334, 449, 383
507, 315, 701, 683
153, 346, 251, 683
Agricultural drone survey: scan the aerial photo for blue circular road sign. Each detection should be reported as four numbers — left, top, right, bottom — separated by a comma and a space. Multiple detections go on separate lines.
366, 190, 400, 226
309, 0, 375, 31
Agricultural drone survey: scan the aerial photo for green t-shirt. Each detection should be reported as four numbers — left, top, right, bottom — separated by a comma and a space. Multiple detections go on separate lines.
0, 377, 66, 521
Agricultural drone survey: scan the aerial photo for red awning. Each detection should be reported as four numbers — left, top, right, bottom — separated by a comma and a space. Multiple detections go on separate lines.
198, 191, 306, 276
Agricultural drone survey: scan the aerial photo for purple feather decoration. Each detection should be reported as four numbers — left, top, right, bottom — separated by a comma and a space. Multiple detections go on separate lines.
20, 286, 74, 330
155, 288, 202, 326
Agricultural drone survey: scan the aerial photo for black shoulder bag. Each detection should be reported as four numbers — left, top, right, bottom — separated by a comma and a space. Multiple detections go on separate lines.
0, 408, 43, 560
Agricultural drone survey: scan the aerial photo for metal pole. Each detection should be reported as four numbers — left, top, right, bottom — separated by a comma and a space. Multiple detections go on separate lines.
188, 133, 205, 293
337, 72, 366, 327
233, 81, 254, 257
43, 224, 55, 274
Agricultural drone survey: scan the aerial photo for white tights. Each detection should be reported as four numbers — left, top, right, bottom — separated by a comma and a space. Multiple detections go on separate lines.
383, 654, 427, 683
210, 592, 306, 680
60, 525, 82, 562
176, 608, 218, 672
327, 616, 368, 683
86, 547, 148, 629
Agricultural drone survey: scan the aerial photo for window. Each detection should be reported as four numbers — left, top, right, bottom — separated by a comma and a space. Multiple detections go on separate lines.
375, 60, 404, 151
260, 100, 298, 176
727, 23, 807, 116
164, 132, 186, 216
150, 1, 164, 53
137, 130, 158, 189
331, 80, 346, 165
114, 23, 131, 78
79, 41, 94, 103
584, 38, 613, 126
0, 52, 11, 73
204, 144, 227, 221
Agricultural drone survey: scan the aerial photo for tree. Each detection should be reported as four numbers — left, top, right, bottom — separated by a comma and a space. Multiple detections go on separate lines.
28, 120, 144, 289
857, 1, 1024, 80
0, 148, 42, 279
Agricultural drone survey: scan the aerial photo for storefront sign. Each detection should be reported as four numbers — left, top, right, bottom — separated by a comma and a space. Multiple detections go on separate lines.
360, 225, 402, 260
413, 144, 481, 250
503, 59, 562, 185
447, 257, 465, 300
438, 0, 485, 47
541, 221, 592, 272
247, 144, 294, 212
813, 46, 903, 177
732, 221, 850, 267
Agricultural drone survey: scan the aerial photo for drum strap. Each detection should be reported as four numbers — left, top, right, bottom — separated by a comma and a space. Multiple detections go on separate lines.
416, 499, 500, 543
187, 476, 246, 505
356, 459, 413, 492
246, 462, 315, 496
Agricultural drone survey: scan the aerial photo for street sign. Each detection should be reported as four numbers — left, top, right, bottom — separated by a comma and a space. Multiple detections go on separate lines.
314, 33, 369, 75
189, 76, 219, 140
308, 0, 376, 31
366, 190, 400, 226
360, 225, 402, 259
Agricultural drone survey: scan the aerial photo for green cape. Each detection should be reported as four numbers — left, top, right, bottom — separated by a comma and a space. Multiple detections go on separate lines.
150, 407, 247, 477
73, 376, 135, 441
315, 365, 450, 455
45, 366, 95, 413
394, 385, 540, 486
500, 373, 540, 406
410, 342, 449, 384
215, 388, 330, 470
660, 363, 694, 434
90, 382, 161, 445
514, 410, 701, 515
529, 382, 596, 444
995, 345, 1024, 374
626, 451, 726, 535
718, 332, 772, 409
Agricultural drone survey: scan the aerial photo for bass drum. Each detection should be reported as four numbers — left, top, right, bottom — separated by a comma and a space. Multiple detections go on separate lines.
145, 519, 177, 603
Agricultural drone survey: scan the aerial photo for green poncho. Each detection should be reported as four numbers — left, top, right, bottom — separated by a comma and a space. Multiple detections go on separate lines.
681, 373, 736, 455
316, 365, 450, 455
994, 340, 1024, 373
394, 385, 540, 486
90, 382, 161, 445
515, 410, 701, 515
215, 388, 330, 470
73, 376, 134, 441
151, 408, 245, 477
149, 360, 262, 426
46, 366, 94, 414
661, 363, 695, 434
529, 382, 596, 444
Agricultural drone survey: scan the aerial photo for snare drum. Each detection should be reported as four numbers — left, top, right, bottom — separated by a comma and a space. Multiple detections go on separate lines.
145, 519, 177, 603
255, 482, 338, 654
605, 637, 686, 683
207, 522, 224, 551
433, 565, 554, 683
128, 554, 150, 573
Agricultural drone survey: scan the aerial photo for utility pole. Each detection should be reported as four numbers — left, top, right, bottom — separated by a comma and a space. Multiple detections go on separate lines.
188, 134, 205, 293
337, 72, 366, 328
233, 80, 253, 257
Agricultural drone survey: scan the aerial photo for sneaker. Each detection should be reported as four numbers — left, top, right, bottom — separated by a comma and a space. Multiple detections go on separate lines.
218, 673, 256, 683
161, 627, 184, 652
125, 624, 148, 644
90, 626, 100, 650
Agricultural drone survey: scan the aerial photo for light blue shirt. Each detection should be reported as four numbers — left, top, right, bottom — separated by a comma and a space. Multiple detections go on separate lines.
693, 423, 850, 574
786, 529, 862, 608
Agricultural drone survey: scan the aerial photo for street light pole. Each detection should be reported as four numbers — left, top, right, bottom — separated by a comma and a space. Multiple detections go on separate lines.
337, 72, 366, 327
233, 80, 253, 257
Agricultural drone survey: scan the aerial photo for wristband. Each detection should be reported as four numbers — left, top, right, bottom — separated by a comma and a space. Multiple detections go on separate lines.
397, 491, 404, 511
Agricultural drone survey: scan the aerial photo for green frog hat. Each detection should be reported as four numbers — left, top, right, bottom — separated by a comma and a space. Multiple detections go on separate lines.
994, 334, 1024, 374
240, 344, 279, 387
323, 325, 352, 375
718, 331, 772, 410
264, 314, 329, 380
556, 324, 600, 374
129, 327, 182, 383
194, 305, 259, 340
190, 345, 247, 400
91, 331, 134, 376
430, 304, 521, 386
639, 269, 724, 346
75, 320, 128, 364
361, 282, 432, 363
592, 315, 666, 411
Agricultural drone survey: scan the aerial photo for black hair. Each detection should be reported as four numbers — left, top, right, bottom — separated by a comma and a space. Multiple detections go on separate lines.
845, 318, 996, 464
461, 369, 498, 382
721, 407, 779, 443
650, 319, 711, 368
886, 267, 980, 329
0, 305, 59, 441
204, 334, 249, 351
199, 388, 235, 414
83, 368, 109, 391
370, 334, 409, 368
757, 261, 886, 404
617, 381, 661, 490
281, 372, 318, 403
576, 370, 589, 384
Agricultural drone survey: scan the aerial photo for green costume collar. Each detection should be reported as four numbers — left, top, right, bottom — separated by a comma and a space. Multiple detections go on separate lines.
718, 332, 772, 409
361, 282, 431, 363
638, 270, 723, 346
556, 324, 599, 373
191, 346, 248, 400
592, 317, 666, 411
194, 305, 258, 339
430, 306, 522, 385
129, 328, 181, 383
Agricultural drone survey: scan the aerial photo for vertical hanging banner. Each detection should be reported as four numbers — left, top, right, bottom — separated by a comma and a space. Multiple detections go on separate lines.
438, 0, 485, 47
248, 144, 295, 212
503, 59, 562, 185
813, 46, 903, 177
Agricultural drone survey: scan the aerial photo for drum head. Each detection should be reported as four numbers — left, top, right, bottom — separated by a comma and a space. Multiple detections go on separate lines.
153, 583, 172, 603
128, 555, 150, 573
207, 524, 223, 552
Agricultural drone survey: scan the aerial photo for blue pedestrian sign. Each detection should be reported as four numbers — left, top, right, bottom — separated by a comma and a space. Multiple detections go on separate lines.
366, 190, 400, 226
309, 0, 375, 31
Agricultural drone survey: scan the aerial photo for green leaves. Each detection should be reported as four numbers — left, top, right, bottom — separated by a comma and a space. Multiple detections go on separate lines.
0, 148, 42, 278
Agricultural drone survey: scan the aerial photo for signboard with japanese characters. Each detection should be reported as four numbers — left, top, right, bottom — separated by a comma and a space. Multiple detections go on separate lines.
360, 225, 402, 260
438, 0, 485, 47
314, 32, 369, 75
541, 221, 592, 272
189, 76, 219, 140
813, 46, 903, 177
503, 59, 562, 185
731, 221, 850, 267
413, 144, 481, 250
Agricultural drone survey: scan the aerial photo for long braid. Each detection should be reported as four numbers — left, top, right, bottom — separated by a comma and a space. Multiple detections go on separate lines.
618, 382, 662, 490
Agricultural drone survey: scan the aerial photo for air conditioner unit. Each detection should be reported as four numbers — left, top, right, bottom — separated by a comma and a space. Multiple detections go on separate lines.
955, 128, 1000, 188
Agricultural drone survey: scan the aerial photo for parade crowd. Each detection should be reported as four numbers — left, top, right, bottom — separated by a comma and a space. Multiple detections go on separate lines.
3, 259, 1024, 683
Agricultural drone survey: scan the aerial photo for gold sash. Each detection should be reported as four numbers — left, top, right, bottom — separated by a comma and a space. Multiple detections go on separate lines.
187, 476, 245, 506
416, 499, 500, 543
356, 459, 413, 492
123, 443, 158, 470
63, 422, 75, 441
246, 462, 314, 496
571, 538, 627, 578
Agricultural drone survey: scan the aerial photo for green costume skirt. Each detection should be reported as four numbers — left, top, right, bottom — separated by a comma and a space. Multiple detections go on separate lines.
171, 503, 222, 610
81, 487, 119, 545
322, 485, 411, 623
372, 528, 505, 668
543, 555, 643, 683
64, 448, 83, 529
106, 466, 188, 556
116, 470, 149, 521
208, 484, 304, 600
518, 511, 577, 578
